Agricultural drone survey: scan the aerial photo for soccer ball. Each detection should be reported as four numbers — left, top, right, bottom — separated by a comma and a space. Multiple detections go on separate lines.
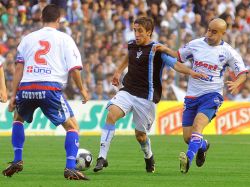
75, 148, 93, 171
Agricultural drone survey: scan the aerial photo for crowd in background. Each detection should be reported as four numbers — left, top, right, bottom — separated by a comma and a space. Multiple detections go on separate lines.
0, 0, 250, 101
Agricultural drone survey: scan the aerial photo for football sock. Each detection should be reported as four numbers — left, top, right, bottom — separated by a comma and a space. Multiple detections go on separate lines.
12, 121, 25, 162
65, 130, 79, 169
186, 133, 203, 164
98, 124, 115, 159
139, 136, 153, 159
200, 139, 208, 152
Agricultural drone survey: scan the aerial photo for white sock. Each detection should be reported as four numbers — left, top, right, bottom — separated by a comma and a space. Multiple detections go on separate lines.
140, 137, 153, 159
98, 124, 115, 159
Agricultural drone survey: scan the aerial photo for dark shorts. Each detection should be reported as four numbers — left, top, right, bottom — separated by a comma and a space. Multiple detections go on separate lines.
16, 82, 74, 126
182, 92, 223, 127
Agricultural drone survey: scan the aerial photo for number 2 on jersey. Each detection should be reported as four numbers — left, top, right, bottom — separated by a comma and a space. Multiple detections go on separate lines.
34, 40, 51, 65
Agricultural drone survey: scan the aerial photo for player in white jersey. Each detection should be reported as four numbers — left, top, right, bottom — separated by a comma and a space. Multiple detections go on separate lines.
2, 4, 89, 180
0, 60, 7, 103
154, 18, 248, 173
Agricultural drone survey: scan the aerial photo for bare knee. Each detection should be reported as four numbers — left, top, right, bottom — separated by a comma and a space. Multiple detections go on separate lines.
135, 130, 147, 143
106, 111, 118, 124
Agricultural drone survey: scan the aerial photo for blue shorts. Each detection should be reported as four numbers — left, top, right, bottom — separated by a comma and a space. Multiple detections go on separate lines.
182, 92, 223, 127
16, 82, 74, 126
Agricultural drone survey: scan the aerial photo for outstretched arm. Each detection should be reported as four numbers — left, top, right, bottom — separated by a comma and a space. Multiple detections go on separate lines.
70, 69, 89, 104
226, 73, 247, 95
0, 66, 7, 103
173, 61, 208, 79
112, 54, 129, 87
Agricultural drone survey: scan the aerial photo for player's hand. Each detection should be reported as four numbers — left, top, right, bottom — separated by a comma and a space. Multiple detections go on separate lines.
80, 89, 89, 104
153, 44, 168, 53
190, 71, 208, 79
112, 72, 121, 87
8, 96, 16, 112
0, 91, 7, 103
226, 81, 239, 95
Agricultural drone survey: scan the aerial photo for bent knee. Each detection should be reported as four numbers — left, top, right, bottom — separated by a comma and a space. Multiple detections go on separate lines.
107, 111, 120, 124
135, 131, 147, 143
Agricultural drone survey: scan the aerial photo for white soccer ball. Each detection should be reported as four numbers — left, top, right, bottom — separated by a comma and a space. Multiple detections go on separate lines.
75, 148, 93, 171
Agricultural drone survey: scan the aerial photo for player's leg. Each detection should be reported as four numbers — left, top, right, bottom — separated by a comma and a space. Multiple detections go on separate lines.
135, 130, 155, 173
194, 93, 223, 167
2, 112, 25, 177
185, 113, 209, 170
62, 117, 88, 180
94, 104, 124, 172
179, 97, 197, 173
133, 97, 155, 173
94, 91, 132, 172
2, 89, 38, 177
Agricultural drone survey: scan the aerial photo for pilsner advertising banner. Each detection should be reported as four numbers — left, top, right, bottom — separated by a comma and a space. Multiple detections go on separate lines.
156, 101, 250, 135
0, 101, 140, 136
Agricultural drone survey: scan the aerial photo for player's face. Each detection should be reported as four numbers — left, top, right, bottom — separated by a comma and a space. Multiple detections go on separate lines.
205, 24, 224, 46
134, 23, 151, 45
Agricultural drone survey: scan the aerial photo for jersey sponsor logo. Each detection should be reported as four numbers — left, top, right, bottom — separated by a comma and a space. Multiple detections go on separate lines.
215, 104, 250, 134
194, 61, 218, 71
26, 65, 52, 74
136, 50, 143, 59
22, 91, 46, 99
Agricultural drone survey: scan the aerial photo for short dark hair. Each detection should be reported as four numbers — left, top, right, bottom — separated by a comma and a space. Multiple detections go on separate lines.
134, 17, 154, 36
42, 4, 60, 23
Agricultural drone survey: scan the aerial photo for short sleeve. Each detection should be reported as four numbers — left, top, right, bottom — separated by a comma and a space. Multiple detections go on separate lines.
16, 40, 25, 64
227, 48, 248, 77
161, 53, 177, 68
177, 42, 193, 63
64, 36, 82, 72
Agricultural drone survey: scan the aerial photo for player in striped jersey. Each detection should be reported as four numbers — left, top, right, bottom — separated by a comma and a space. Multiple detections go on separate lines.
93, 17, 206, 173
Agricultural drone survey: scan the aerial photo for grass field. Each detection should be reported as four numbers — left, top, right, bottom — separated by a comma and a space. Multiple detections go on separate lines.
0, 135, 249, 187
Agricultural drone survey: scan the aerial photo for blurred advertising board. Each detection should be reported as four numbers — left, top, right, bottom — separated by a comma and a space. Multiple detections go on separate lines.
156, 101, 250, 135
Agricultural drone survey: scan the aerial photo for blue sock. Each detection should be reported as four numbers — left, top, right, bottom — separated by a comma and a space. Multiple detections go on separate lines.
65, 130, 79, 169
12, 121, 25, 162
186, 133, 203, 164
200, 139, 207, 152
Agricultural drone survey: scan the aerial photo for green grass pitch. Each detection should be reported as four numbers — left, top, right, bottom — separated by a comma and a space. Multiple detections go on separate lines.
0, 135, 249, 187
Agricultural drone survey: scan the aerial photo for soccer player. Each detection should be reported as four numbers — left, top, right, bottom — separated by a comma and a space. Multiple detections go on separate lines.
154, 18, 248, 173
93, 17, 206, 173
2, 4, 89, 180
0, 61, 7, 103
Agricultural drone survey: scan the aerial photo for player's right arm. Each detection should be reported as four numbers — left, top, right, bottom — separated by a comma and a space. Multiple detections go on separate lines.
0, 65, 7, 103
153, 44, 178, 58
112, 54, 128, 87
8, 63, 24, 112
64, 35, 89, 103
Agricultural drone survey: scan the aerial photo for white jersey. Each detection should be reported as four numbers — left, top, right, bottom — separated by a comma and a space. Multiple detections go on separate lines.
16, 27, 82, 84
178, 37, 248, 97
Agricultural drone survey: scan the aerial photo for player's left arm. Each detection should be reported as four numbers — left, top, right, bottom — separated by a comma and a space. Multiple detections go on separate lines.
161, 53, 207, 79
226, 49, 248, 95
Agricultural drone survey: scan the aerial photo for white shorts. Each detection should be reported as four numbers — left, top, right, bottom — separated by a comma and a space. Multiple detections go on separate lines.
107, 91, 155, 133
